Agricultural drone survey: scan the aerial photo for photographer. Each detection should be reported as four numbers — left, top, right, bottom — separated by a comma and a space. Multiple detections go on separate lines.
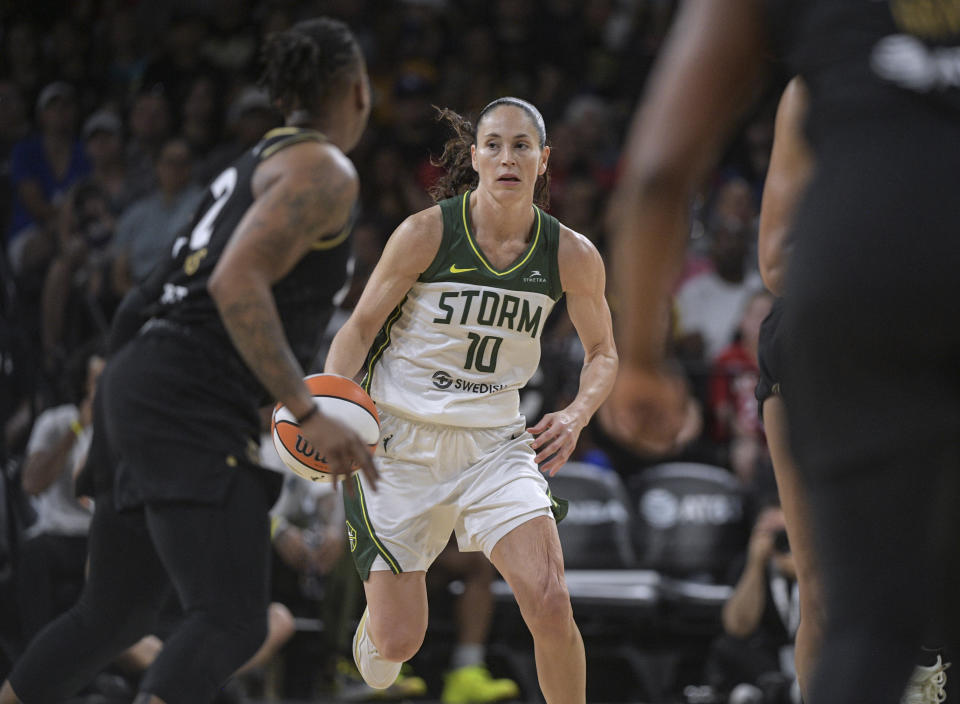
705, 503, 799, 704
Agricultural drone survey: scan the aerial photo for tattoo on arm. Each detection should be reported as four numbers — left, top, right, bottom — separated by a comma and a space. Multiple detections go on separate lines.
214, 155, 356, 410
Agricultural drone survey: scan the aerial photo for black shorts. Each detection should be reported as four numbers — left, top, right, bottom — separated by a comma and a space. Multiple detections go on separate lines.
755, 296, 786, 408
101, 327, 280, 510
782, 128, 960, 474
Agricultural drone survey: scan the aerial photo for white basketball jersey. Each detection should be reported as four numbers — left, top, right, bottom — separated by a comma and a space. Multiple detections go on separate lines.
363, 192, 563, 427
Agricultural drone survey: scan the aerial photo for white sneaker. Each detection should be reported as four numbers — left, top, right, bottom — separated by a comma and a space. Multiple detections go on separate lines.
352, 607, 403, 690
901, 655, 950, 704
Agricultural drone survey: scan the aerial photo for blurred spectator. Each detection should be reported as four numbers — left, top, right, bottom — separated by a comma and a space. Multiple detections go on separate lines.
2, 20, 43, 105
16, 350, 103, 643
362, 140, 432, 232
225, 86, 282, 152
46, 19, 94, 108
141, 12, 217, 112
0, 81, 29, 266
709, 291, 774, 484
711, 177, 757, 233
0, 303, 32, 464
705, 504, 798, 704
82, 109, 140, 215
99, 7, 147, 105
265, 453, 359, 697
202, 0, 259, 77
124, 87, 173, 200
180, 73, 232, 185
0, 81, 28, 162
7, 82, 91, 276
40, 182, 118, 379
675, 221, 764, 363
111, 137, 203, 291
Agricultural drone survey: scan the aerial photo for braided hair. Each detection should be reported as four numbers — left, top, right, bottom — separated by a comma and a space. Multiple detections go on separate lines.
259, 18, 361, 117
429, 97, 551, 208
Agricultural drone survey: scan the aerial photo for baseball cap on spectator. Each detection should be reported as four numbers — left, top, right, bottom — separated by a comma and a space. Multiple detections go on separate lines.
83, 110, 123, 139
227, 87, 274, 125
36, 81, 75, 111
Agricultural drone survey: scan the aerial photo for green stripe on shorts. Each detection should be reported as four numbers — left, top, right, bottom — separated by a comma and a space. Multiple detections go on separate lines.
344, 475, 402, 580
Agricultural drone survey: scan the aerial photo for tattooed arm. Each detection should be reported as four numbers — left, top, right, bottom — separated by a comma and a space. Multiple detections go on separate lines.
208, 141, 377, 484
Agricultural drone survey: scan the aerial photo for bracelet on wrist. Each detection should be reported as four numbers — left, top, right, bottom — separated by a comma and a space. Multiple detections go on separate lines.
295, 405, 319, 424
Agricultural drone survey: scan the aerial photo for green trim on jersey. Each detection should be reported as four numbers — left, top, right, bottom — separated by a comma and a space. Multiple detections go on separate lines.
462, 192, 541, 276
344, 475, 402, 580
361, 297, 407, 393
422, 191, 563, 301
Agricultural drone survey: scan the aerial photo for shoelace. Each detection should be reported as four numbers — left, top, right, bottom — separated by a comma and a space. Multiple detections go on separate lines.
902, 656, 950, 704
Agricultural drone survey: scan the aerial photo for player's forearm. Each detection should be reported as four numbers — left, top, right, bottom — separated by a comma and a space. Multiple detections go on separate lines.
210, 275, 313, 419
22, 434, 75, 495
324, 320, 374, 381
721, 560, 768, 637
566, 346, 619, 426
611, 188, 688, 368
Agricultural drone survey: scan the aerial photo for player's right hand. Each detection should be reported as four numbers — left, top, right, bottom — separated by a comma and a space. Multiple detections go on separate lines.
599, 363, 688, 455
298, 411, 379, 492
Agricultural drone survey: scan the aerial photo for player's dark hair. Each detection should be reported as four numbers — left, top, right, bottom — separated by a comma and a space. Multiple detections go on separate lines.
429, 99, 550, 209
259, 17, 361, 116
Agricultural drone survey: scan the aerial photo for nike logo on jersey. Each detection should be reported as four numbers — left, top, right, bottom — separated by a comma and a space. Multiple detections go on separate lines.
449, 264, 478, 274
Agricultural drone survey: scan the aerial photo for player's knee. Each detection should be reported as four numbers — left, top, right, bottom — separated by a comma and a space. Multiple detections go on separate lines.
374, 624, 425, 663
268, 602, 296, 646
519, 579, 573, 638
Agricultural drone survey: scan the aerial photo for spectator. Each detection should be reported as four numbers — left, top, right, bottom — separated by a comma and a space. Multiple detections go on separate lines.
675, 221, 763, 363
99, 7, 147, 105
1, 20, 42, 105
110, 137, 203, 292
7, 82, 91, 276
40, 182, 118, 380
0, 81, 28, 163
202, 0, 259, 77
709, 291, 774, 484
140, 12, 216, 112
124, 87, 173, 201
706, 504, 798, 704
268, 471, 361, 698
224, 86, 282, 154
180, 73, 230, 185
428, 544, 522, 704
82, 109, 138, 215
16, 350, 103, 643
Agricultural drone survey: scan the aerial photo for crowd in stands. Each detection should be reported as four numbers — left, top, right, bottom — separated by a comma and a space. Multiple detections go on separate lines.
0, 1, 796, 701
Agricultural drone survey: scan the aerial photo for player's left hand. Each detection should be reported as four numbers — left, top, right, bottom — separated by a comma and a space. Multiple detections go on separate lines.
527, 411, 584, 477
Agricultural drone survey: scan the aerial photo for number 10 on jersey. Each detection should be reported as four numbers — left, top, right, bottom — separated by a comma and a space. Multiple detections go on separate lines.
464, 333, 502, 373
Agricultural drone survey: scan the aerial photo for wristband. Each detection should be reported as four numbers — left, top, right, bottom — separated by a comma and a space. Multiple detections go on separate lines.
295, 405, 319, 424
69, 419, 84, 438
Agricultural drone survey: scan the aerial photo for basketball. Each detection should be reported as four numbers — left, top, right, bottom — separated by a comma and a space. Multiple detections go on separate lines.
271, 373, 380, 482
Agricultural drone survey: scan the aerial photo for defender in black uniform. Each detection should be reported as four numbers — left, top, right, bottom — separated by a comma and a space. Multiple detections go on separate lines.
606, 2, 960, 703
1, 18, 376, 704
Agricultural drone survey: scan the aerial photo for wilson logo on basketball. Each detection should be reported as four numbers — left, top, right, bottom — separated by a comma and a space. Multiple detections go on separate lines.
294, 434, 329, 465
271, 373, 380, 483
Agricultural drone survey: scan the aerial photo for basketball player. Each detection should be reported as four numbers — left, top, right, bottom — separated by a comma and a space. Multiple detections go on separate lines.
0, 18, 376, 704
754, 77, 821, 700
604, 2, 960, 703
325, 98, 618, 704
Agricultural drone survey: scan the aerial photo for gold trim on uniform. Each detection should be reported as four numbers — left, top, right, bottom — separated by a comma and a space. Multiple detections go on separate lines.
259, 128, 327, 160
312, 222, 352, 250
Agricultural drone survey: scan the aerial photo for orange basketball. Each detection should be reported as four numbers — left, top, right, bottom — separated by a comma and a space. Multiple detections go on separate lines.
271, 373, 380, 482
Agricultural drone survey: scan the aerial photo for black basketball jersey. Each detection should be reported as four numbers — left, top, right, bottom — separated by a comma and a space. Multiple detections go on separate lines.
142, 126, 353, 395
765, 0, 960, 150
